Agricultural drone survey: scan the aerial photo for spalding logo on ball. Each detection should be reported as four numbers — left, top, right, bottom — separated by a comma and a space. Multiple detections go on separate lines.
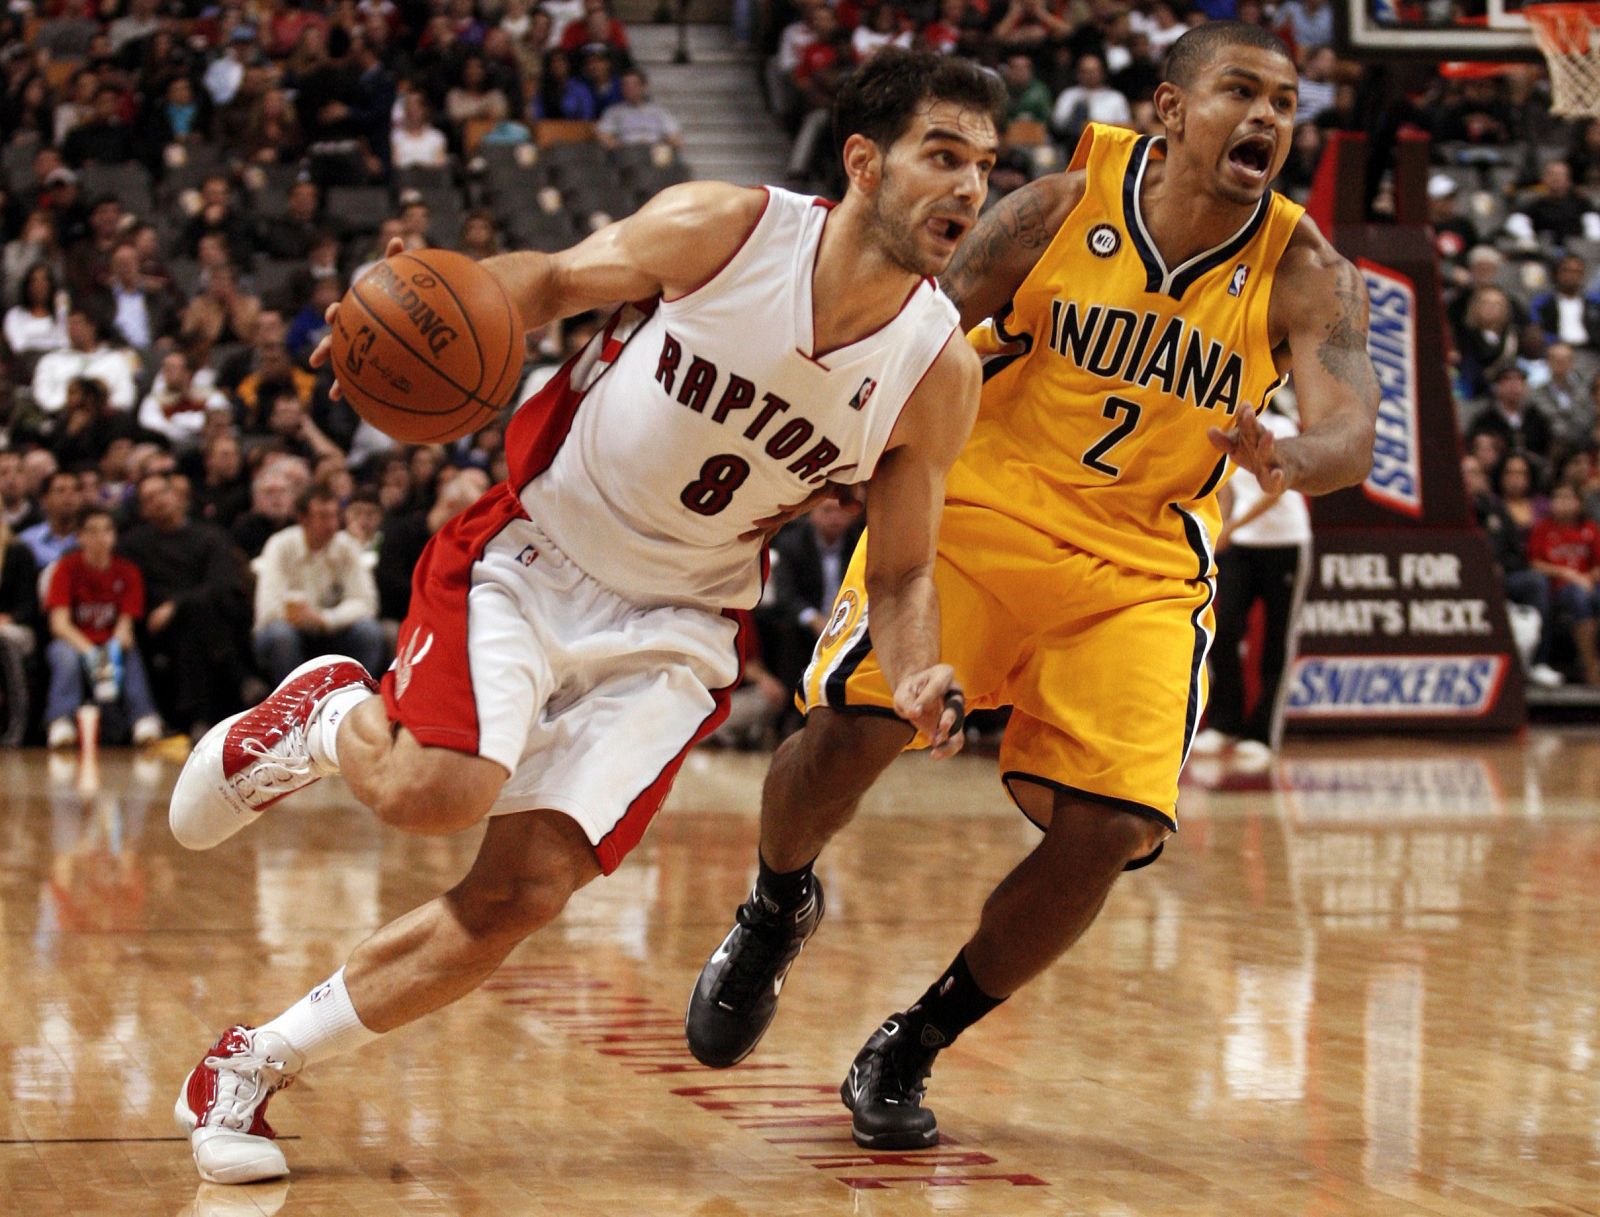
332, 248, 522, 444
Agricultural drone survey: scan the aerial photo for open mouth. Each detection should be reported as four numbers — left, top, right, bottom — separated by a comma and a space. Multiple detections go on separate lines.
1227, 135, 1274, 178
927, 214, 971, 243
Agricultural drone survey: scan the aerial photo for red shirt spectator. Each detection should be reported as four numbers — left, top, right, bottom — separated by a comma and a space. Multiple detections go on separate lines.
1528, 513, 1600, 576
560, 9, 629, 53
46, 549, 145, 645
921, 14, 965, 55
795, 37, 845, 87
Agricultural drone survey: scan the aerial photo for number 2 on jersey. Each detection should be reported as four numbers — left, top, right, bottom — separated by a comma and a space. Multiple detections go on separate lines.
1082, 395, 1142, 477
680, 453, 751, 515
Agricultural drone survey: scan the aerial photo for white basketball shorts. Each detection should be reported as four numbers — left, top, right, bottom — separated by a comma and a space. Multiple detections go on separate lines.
379, 483, 742, 873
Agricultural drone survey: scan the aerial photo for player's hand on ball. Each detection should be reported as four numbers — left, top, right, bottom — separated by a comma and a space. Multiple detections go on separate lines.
1209, 405, 1291, 495
310, 236, 407, 400
893, 664, 966, 759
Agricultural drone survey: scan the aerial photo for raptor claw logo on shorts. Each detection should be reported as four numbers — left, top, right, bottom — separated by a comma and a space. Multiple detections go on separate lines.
394, 628, 434, 701
1086, 224, 1121, 258
819, 590, 861, 649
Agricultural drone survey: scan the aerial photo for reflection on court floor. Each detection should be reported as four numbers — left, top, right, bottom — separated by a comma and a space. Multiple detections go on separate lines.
1, 730, 1597, 1215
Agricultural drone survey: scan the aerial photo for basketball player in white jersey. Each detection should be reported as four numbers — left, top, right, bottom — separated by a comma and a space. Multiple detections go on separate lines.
165, 50, 1005, 1183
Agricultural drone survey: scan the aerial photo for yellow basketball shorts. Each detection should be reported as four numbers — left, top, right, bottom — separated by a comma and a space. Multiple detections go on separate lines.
800, 503, 1215, 834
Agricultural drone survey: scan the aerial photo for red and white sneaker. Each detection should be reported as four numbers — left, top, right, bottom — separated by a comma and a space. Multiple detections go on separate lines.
169, 655, 377, 850
175, 1025, 304, 1184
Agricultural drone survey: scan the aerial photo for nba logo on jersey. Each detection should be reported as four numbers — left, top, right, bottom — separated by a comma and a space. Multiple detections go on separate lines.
849, 377, 877, 411
1228, 263, 1250, 297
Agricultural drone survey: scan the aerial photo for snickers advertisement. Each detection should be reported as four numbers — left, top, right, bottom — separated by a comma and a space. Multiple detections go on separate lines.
1294, 134, 1525, 732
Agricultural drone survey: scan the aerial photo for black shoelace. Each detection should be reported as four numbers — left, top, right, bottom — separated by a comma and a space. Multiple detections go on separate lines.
866, 1030, 937, 1105
711, 897, 805, 1010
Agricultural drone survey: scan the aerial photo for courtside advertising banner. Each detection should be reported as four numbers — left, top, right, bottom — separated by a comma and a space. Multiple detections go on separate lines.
1295, 135, 1525, 731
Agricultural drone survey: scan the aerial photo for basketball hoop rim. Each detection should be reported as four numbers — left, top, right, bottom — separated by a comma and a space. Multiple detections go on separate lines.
1524, 1, 1600, 54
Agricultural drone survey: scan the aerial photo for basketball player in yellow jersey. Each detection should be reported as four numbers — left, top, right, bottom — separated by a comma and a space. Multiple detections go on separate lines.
686, 21, 1380, 1148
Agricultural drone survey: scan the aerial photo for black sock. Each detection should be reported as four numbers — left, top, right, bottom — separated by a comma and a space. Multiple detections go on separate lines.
755, 851, 815, 911
904, 949, 1005, 1048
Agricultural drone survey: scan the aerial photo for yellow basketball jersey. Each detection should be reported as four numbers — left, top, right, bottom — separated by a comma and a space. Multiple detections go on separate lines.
946, 123, 1304, 579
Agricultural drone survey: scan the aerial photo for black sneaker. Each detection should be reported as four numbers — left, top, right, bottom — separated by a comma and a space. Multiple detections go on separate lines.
839, 1014, 942, 1149
684, 879, 825, 1067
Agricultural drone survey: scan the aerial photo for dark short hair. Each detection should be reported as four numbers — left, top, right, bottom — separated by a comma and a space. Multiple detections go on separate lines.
76, 503, 115, 531
43, 470, 79, 495
832, 48, 1006, 159
68, 306, 108, 343
14, 261, 56, 309
1162, 20, 1292, 88
296, 484, 339, 515
70, 376, 110, 408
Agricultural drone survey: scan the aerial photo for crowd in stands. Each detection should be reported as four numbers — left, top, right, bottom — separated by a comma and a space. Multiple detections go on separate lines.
757, 0, 1600, 692
10, 0, 1600, 751
763, 0, 1356, 192
0, 0, 693, 746
1432, 117, 1600, 688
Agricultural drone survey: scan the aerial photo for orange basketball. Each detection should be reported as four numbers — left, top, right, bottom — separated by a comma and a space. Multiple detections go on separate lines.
331, 248, 522, 444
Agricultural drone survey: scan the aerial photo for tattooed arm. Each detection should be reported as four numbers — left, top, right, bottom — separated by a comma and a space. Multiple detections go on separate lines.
1248, 216, 1380, 496
939, 172, 1083, 332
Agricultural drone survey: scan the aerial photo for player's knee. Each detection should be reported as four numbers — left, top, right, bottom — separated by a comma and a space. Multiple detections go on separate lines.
1043, 800, 1168, 871
783, 708, 905, 808
457, 870, 577, 943
1087, 808, 1168, 869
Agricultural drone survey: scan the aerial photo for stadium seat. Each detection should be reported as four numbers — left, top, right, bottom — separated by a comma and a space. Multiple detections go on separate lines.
561, 182, 630, 224
80, 163, 153, 218
535, 120, 599, 147
410, 186, 466, 244
625, 159, 690, 198
326, 185, 394, 238
35, 18, 98, 58
309, 146, 370, 187
463, 117, 499, 157
244, 163, 302, 220
543, 141, 611, 183
395, 165, 456, 195
252, 260, 303, 310
508, 210, 577, 252
159, 163, 217, 207
1, 136, 41, 191
167, 259, 203, 297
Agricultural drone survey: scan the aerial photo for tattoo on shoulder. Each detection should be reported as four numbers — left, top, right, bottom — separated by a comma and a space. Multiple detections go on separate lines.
939, 183, 1054, 310
1315, 259, 1377, 390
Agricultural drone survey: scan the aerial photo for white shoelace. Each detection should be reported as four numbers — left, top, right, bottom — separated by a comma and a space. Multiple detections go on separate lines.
201, 1047, 295, 1133
235, 725, 314, 788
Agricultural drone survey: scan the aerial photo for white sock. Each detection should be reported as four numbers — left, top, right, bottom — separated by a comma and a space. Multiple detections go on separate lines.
309, 686, 374, 773
256, 967, 380, 1067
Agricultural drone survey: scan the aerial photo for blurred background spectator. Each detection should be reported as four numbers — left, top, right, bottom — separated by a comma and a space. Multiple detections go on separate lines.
251, 484, 382, 683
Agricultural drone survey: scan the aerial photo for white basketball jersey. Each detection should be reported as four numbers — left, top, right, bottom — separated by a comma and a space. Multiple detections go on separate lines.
505, 187, 959, 609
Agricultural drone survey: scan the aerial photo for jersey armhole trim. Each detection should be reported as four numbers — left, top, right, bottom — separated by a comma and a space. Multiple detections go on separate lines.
661, 186, 772, 306
870, 324, 960, 477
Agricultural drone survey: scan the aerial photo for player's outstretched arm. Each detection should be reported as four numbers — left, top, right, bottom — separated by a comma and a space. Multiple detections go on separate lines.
938, 173, 1081, 332
482, 181, 768, 331
310, 183, 767, 388
860, 335, 982, 759
1215, 220, 1379, 496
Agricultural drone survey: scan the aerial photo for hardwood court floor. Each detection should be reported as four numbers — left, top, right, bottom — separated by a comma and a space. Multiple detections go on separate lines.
1, 729, 1598, 1216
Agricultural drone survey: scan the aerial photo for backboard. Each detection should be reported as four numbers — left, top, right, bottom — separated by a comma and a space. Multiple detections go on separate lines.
1336, 0, 1542, 61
